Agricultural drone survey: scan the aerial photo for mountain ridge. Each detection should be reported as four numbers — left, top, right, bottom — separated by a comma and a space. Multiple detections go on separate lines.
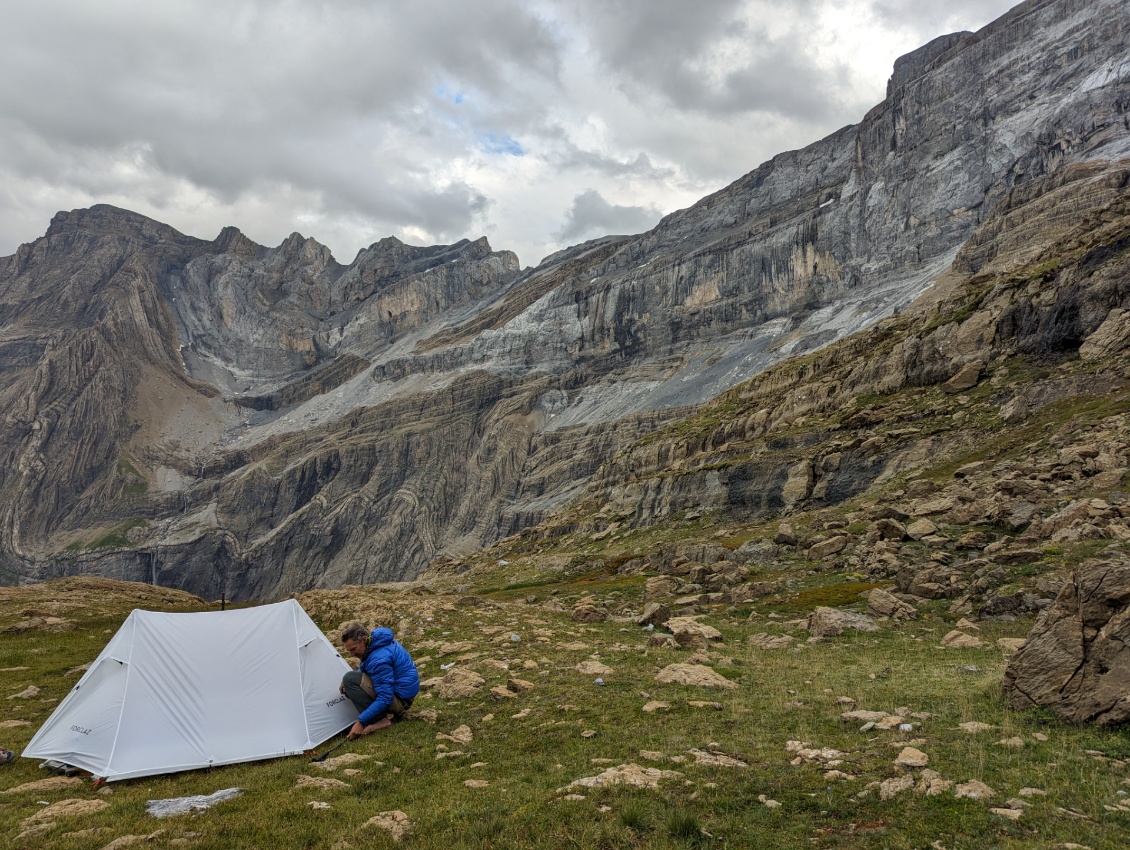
1, 0, 1127, 599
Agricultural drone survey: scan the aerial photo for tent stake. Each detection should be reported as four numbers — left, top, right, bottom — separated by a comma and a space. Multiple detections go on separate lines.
310, 737, 350, 763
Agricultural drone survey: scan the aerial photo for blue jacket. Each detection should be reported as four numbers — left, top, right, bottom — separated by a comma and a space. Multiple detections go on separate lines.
357, 627, 420, 725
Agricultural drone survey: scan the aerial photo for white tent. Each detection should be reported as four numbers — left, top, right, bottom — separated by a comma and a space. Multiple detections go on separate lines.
22, 598, 358, 781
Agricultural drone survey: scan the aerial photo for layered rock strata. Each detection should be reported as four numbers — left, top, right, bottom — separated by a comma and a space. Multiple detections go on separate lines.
0, 0, 1127, 598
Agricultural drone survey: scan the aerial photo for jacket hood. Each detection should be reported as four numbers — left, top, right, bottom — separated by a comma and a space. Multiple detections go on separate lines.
370, 627, 395, 649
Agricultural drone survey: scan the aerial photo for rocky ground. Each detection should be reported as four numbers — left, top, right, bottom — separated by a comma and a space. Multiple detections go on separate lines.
2, 565, 1130, 848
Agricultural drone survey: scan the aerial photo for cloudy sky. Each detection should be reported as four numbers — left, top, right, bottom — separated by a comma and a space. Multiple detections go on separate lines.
1, 0, 1018, 269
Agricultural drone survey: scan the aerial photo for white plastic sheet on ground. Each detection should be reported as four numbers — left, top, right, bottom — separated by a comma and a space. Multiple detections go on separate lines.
147, 787, 243, 817
22, 599, 357, 781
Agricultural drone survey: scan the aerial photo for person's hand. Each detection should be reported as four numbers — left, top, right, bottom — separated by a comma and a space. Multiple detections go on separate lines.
346, 721, 365, 740
338, 682, 345, 695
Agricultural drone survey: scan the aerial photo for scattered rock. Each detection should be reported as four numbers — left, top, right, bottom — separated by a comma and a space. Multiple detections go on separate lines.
312, 753, 372, 772
405, 708, 438, 724
655, 663, 738, 689
642, 701, 670, 713
957, 721, 995, 733
808, 535, 851, 559
954, 780, 996, 800
869, 519, 908, 541
575, 660, 613, 677
2, 776, 86, 795
748, 633, 794, 649
99, 831, 166, 850
637, 603, 670, 627
645, 576, 681, 600
557, 641, 590, 651
687, 749, 747, 768
941, 630, 984, 649
806, 607, 879, 637
895, 747, 929, 768
840, 710, 889, 724
880, 774, 915, 799
905, 519, 939, 540
773, 522, 797, 546
463, 779, 489, 789
436, 640, 476, 657
21, 797, 109, 827
866, 589, 919, 621
785, 741, 848, 766
436, 725, 473, 744
916, 769, 953, 796
363, 811, 412, 842
294, 775, 351, 791
571, 603, 609, 623
913, 497, 956, 516
7, 685, 41, 699
989, 804, 1026, 818
942, 359, 984, 393
561, 763, 684, 791
665, 616, 724, 648
426, 668, 485, 699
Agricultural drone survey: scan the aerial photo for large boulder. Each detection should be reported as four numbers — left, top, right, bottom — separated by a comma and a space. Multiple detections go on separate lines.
1001, 558, 1130, 724
866, 588, 919, 621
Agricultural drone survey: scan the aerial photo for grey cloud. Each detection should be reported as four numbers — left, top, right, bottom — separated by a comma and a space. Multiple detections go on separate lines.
0, 0, 1028, 263
552, 147, 679, 182
0, 0, 559, 246
555, 188, 662, 243
564, 0, 844, 122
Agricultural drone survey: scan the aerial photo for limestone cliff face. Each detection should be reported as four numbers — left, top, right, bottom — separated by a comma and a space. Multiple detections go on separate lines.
571, 161, 1130, 532
1, 0, 1128, 599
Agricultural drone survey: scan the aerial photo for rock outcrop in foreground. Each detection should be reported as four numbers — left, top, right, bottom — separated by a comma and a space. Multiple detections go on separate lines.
1002, 558, 1130, 724
0, 0, 1128, 600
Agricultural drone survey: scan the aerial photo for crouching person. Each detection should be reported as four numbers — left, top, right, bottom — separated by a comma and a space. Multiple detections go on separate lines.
340, 622, 421, 739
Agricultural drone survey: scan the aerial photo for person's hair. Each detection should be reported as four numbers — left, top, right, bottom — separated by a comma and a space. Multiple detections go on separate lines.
341, 623, 370, 645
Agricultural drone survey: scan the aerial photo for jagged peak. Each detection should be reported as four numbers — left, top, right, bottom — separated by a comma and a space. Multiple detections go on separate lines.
211, 225, 262, 258
267, 230, 338, 267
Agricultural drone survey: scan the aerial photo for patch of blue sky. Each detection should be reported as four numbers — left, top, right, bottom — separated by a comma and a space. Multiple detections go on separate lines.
478, 133, 524, 156
435, 85, 465, 105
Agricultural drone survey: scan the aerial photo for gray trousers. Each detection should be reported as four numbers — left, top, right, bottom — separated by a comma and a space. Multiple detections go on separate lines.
342, 670, 412, 720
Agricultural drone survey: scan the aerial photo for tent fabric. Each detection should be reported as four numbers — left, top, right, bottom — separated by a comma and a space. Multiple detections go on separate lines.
22, 599, 358, 781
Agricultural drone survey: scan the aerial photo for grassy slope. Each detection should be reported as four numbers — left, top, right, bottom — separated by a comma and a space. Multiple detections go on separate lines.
1, 574, 1129, 849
